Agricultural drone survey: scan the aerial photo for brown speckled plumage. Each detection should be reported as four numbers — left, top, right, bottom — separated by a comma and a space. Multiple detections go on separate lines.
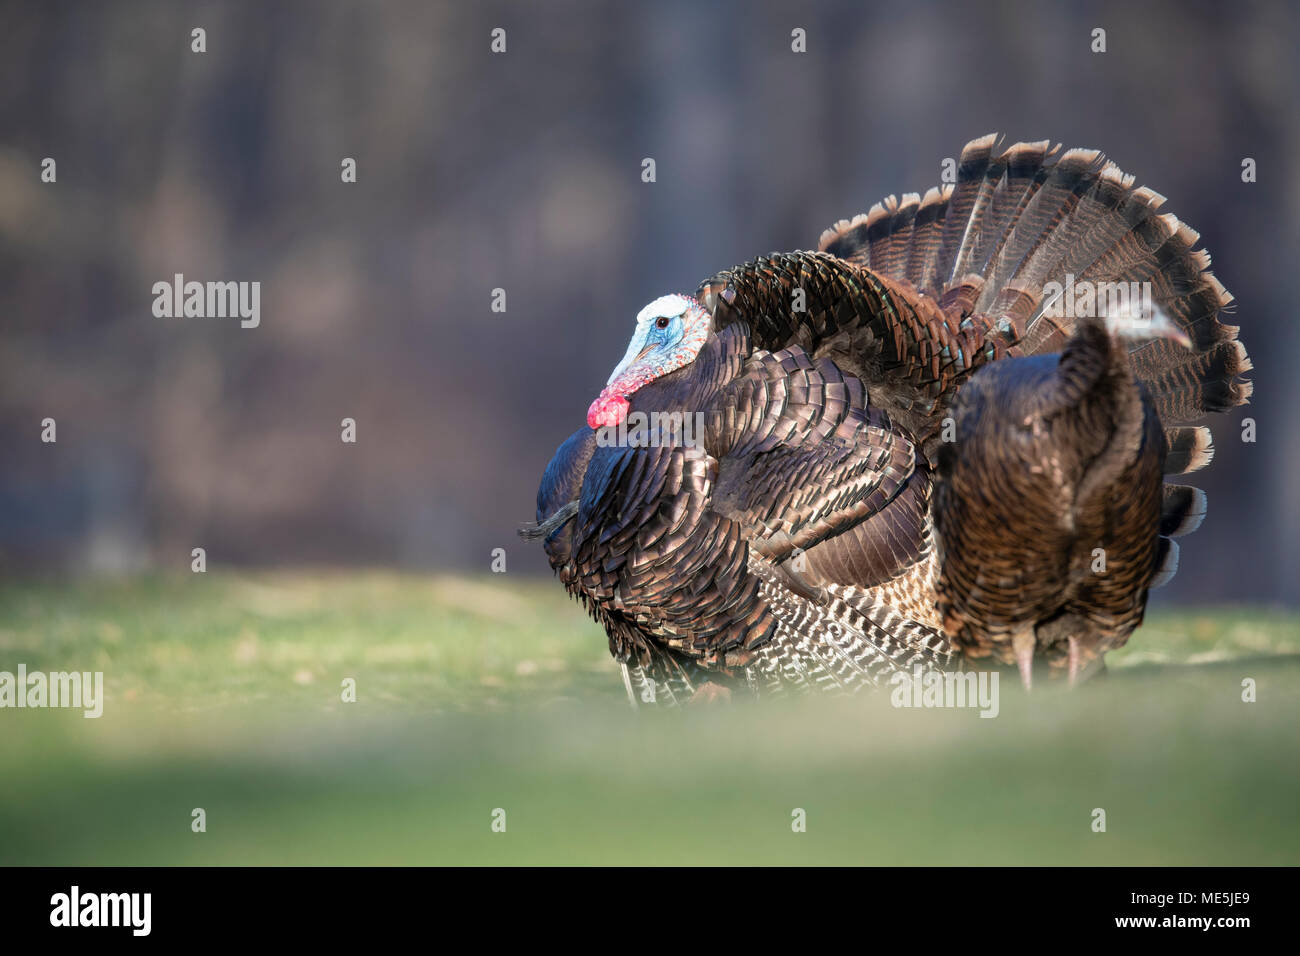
525, 134, 1250, 701
934, 322, 1173, 685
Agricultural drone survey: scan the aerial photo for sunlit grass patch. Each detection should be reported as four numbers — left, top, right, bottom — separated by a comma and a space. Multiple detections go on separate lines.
0, 573, 1296, 865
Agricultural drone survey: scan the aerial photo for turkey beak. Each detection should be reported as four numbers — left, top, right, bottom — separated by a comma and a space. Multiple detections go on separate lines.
1144, 312, 1193, 350
1103, 308, 1192, 350
606, 342, 657, 386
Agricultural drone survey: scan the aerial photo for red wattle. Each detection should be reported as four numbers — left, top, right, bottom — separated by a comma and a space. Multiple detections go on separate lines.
587, 390, 629, 429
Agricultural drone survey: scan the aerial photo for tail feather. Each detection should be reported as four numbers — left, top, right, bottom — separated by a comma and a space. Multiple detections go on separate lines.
977, 147, 1108, 325
1160, 484, 1209, 537
1132, 338, 1253, 423
931, 133, 1002, 291
944, 139, 1013, 289
817, 134, 1250, 590
903, 186, 952, 290
997, 161, 1142, 353
818, 135, 1250, 421
1163, 426, 1214, 475
1151, 537, 1181, 588
959, 139, 1054, 290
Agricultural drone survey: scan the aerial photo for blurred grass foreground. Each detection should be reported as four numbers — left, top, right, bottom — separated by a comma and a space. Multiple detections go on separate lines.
0, 572, 1297, 865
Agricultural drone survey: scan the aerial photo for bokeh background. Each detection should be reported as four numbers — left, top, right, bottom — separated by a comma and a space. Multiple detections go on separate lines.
2, 0, 1299, 870
2, 0, 1297, 607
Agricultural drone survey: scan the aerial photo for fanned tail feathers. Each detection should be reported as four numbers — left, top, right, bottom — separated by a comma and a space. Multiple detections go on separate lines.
819, 134, 1250, 589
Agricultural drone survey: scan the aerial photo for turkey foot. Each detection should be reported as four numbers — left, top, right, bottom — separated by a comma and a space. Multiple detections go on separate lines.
1012, 628, 1036, 691
688, 681, 732, 706
1067, 633, 1105, 687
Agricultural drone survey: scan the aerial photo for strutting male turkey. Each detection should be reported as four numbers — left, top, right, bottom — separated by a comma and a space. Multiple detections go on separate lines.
522, 134, 1251, 704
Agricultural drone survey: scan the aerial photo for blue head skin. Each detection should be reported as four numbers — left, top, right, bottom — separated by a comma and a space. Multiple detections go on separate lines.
587, 294, 711, 428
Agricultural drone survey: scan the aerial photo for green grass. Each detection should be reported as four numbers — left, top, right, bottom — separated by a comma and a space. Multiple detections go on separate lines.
0, 572, 1297, 865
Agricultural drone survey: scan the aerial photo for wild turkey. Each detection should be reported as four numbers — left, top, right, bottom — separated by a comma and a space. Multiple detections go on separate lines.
524, 134, 1250, 703
933, 310, 1199, 688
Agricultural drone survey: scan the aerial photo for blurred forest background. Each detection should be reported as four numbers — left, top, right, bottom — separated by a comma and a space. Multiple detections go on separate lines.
1, 0, 1296, 607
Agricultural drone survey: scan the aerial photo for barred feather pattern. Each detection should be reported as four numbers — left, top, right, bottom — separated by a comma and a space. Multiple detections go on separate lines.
705, 134, 1249, 596
531, 321, 954, 703
621, 553, 953, 705
711, 135, 1250, 450
623, 659, 708, 708
697, 250, 1012, 452
933, 322, 1168, 677
528, 134, 1251, 697
745, 555, 955, 696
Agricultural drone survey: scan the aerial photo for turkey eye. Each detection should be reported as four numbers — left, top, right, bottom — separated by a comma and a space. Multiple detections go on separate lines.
655, 316, 671, 329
